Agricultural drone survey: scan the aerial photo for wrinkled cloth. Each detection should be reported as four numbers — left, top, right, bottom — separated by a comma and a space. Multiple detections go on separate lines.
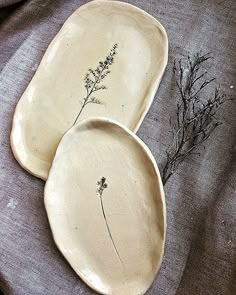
0, 0, 235, 294
0, 0, 22, 8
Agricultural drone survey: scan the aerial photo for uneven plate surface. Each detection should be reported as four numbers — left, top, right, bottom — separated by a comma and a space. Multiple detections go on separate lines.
44, 118, 166, 295
11, 0, 168, 180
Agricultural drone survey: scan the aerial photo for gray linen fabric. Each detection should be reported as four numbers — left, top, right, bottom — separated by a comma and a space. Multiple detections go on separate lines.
0, 1, 23, 8
0, 0, 235, 294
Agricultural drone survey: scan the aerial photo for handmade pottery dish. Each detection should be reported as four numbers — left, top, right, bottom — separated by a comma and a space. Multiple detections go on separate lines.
44, 117, 166, 295
11, 0, 168, 180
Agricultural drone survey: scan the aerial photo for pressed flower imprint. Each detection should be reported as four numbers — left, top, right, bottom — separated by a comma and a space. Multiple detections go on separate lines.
96, 177, 123, 266
73, 44, 118, 125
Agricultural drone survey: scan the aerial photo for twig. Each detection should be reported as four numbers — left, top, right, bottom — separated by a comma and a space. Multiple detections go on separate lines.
162, 52, 231, 185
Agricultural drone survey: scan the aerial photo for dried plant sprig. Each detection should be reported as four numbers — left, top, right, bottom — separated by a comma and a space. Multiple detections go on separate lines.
96, 177, 123, 266
162, 52, 230, 185
73, 44, 118, 125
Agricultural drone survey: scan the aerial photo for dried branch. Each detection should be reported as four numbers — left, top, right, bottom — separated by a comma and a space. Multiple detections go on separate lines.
162, 52, 231, 185
73, 44, 118, 125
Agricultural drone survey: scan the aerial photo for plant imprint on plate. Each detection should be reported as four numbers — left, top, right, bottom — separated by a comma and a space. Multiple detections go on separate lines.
96, 177, 124, 267
73, 44, 118, 125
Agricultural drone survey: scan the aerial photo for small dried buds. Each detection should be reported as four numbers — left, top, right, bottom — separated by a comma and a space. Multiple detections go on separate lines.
96, 177, 108, 197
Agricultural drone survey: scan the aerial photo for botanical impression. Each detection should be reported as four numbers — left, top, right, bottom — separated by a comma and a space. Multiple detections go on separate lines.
73, 44, 118, 125
162, 52, 231, 185
96, 177, 123, 265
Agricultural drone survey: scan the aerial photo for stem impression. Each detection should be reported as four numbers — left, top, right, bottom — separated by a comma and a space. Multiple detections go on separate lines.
96, 177, 123, 266
73, 44, 118, 125
162, 52, 231, 185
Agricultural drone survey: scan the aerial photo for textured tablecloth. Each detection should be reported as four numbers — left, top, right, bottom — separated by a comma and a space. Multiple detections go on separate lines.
0, 0, 235, 294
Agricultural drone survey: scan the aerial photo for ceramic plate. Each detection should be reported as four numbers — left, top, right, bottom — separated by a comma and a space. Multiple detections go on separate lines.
11, 0, 168, 180
44, 117, 166, 295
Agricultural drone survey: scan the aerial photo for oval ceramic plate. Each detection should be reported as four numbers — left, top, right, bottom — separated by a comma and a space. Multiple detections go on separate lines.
44, 118, 166, 295
11, 0, 168, 180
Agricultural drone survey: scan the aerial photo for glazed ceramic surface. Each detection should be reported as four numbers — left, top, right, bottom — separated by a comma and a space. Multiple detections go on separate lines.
44, 118, 166, 295
11, 0, 168, 180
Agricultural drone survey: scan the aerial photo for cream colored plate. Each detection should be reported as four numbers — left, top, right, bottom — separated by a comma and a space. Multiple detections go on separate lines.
11, 0, 168, 180
44, 118, 166, 295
